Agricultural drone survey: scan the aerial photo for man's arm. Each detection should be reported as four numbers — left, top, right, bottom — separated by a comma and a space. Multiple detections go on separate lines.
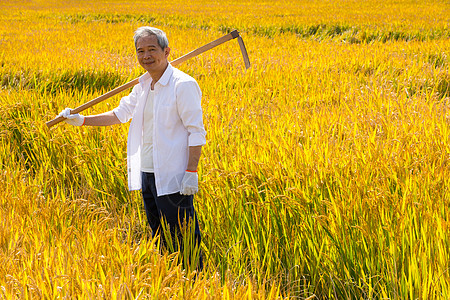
187, 145, 202, 171
59, 109, 122, 126
177, 80, 206, 195
83, 111, 121, 126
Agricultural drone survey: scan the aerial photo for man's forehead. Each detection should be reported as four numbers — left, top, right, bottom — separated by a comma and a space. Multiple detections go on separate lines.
136, 35, 159, 48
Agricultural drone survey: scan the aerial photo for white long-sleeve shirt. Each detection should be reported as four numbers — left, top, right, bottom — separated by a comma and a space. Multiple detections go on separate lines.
113, 64, 206, 195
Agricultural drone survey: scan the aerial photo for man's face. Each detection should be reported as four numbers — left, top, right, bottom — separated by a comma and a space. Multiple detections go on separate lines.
136, 35, 170, 77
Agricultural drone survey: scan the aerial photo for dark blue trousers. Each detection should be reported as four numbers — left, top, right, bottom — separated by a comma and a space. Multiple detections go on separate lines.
141, 172, 203, 269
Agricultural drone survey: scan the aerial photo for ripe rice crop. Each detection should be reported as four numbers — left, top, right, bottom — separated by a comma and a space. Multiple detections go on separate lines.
1, 0, 449, 298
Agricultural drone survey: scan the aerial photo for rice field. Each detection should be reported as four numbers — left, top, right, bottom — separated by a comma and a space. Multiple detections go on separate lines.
1, 0, 449, 298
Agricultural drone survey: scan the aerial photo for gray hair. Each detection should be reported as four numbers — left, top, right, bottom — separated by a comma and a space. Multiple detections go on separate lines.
133, 27, 169, 49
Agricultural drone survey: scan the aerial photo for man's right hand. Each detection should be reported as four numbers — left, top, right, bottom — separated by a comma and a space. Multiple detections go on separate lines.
180, 171, 199, 195
58, 108, 85, 126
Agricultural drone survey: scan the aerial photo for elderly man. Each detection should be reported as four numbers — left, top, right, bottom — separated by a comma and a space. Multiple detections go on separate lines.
59, 27, 206, 269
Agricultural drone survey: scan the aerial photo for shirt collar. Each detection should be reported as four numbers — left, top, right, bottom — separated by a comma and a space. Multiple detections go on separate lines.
157, 63, 173, 86
138, 63, 173, 87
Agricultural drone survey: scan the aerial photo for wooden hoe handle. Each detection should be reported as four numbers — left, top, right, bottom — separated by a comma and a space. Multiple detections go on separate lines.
46, 29, 250, 128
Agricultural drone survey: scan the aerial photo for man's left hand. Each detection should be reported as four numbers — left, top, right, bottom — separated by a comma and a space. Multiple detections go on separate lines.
181, 171, 198, 195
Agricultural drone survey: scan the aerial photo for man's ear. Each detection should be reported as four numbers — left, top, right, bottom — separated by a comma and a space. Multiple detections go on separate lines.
164, 47, 171, 58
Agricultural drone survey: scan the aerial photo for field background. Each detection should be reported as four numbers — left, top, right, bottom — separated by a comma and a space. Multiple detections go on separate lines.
1, 0, 449, 299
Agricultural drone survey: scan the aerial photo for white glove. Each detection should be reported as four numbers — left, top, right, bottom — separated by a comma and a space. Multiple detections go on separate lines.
180, 171, 199, 195
58, 108, 85, 126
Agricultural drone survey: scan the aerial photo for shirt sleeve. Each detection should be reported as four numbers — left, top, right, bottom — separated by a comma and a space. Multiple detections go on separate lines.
176, 80, 207, 147
112, 84, 140, 123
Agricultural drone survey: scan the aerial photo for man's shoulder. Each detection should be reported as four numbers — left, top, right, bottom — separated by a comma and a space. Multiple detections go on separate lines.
171, 67, 197, 84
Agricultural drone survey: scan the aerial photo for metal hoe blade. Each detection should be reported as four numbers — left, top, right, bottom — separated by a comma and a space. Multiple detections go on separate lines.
237, 35, 251, 69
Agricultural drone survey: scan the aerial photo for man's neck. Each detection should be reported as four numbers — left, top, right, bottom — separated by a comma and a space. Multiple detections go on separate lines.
149, 62, 169, 89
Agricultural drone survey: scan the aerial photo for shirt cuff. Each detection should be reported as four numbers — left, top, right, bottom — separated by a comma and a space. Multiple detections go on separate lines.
188, 132, 206, 146
112, 108, 127, 123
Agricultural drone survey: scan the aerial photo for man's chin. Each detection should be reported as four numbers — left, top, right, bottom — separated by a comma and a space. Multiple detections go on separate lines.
143, 66, 155, 73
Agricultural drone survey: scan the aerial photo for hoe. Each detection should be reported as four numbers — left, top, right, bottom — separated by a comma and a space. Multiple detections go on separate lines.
46, 29, 250, 128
